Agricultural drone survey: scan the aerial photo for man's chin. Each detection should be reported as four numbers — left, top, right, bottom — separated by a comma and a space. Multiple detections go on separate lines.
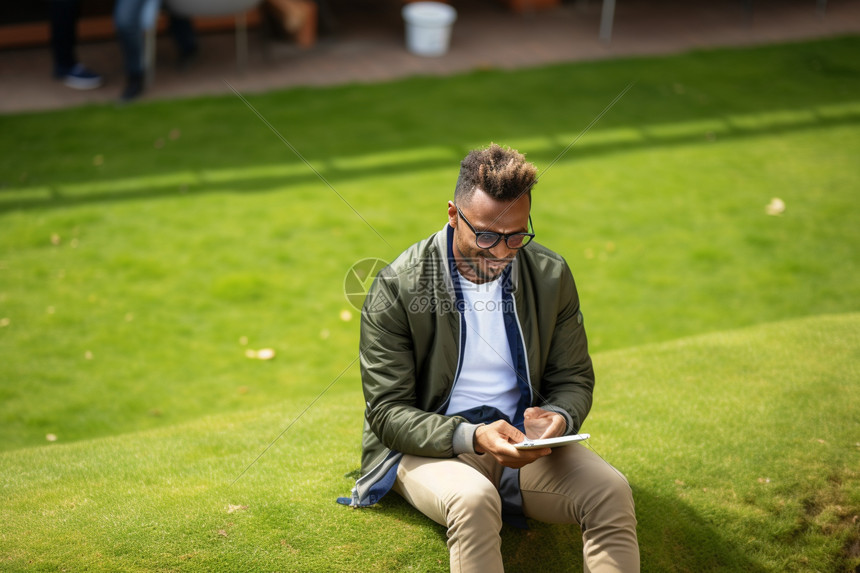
478, 260, 510, 280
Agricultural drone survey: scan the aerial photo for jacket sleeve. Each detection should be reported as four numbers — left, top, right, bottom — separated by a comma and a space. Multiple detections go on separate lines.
538, 260, 595, 434
359, 267, 468, 458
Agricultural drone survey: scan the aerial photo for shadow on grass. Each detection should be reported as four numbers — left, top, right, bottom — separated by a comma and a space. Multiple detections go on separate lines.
632, 488, 770, 573
2, 109, 858, 215
2, 36, 860, 213
378, 486, 768, 573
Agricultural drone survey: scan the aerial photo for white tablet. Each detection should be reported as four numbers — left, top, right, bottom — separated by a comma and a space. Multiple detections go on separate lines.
514, 433, 590, 450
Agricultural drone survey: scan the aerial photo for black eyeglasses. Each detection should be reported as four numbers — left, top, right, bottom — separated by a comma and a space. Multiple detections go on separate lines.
456, 205, 535, 250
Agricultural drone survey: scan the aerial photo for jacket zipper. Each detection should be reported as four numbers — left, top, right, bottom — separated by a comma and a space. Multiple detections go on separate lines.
510, 289, 534, 405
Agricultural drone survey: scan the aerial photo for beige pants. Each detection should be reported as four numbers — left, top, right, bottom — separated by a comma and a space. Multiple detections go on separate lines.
393, 444, 640, 573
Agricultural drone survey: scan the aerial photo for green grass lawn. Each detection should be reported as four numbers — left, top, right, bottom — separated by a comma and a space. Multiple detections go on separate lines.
1, 315, 857, 572
1, 36, 859, 571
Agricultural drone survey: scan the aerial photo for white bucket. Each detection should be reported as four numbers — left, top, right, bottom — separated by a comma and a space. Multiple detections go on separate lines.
402, 2, 457, 57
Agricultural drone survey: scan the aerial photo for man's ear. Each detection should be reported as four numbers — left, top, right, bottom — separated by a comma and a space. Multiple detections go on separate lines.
447, 201, 458, 228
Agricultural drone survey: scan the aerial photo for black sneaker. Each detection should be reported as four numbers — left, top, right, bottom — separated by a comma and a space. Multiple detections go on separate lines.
58, 63, 103, 90
120, 75, 145, 103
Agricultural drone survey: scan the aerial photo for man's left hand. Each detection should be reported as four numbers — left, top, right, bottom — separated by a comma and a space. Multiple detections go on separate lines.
524, 407, 566, 440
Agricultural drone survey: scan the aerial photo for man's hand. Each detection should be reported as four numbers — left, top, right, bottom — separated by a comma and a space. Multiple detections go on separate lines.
474, 420, 551, 469
523, 407, 566, 440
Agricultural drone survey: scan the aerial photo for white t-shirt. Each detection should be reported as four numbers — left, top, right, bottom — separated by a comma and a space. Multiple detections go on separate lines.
444, 273, 520, 421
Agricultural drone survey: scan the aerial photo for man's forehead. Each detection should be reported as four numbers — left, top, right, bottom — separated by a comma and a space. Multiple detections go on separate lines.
462, 193, 530, 231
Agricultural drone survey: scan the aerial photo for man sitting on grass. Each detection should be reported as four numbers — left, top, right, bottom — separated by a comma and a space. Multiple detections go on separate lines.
339, 143, 639, 572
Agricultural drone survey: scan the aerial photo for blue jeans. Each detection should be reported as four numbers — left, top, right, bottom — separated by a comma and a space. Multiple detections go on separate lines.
49, 0, 81, 75
114, 0, 197, 77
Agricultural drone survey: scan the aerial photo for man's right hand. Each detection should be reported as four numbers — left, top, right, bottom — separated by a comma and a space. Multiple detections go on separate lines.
474, 420, 551, 469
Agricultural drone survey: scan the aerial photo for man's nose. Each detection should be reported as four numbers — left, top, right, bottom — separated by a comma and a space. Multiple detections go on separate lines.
489, 242, 513, 260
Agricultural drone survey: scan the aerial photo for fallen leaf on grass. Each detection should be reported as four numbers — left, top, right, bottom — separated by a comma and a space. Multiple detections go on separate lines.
227, 504, 248, 514
245, 348, 276, 360
217, 530, 228, 537
179, 551, 199, 561
758, 477, 771, 484
256, 348, 275, 360
765, 197, 786, 216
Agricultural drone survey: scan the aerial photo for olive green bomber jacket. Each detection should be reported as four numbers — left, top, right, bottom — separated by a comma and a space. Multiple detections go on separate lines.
345, 224, 594, 506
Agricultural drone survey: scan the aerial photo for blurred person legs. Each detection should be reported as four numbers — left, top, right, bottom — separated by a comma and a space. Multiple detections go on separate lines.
50, 0, 103, 89
114, 0, 198, 102
168, 11, 198, 69
114, 0, 149, 101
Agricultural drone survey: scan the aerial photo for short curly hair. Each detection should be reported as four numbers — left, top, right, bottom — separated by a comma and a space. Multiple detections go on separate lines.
454, 143, 537, 206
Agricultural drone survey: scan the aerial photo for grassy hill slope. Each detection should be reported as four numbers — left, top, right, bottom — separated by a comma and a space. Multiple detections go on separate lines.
2, 313, 857, 572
